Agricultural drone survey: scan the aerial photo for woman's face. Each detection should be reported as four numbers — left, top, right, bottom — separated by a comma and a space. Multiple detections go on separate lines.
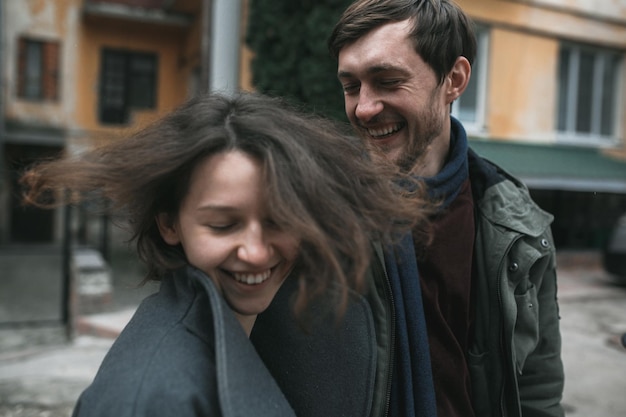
157, 150, 299, 335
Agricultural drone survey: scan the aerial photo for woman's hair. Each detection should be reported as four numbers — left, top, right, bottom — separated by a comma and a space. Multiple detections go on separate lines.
328, 0, 477, 85
21, 92, 432, 313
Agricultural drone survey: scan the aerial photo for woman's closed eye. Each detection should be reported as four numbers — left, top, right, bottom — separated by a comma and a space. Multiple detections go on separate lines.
207, 223, 236, 232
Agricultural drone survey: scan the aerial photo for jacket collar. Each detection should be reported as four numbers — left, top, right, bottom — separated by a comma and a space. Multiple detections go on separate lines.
468, 149, 553, 237
175, 266, 296, 417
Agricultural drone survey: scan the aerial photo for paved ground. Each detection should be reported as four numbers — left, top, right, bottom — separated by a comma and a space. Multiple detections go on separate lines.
0, 241, 156, 417
558, 268, 626, 417
0, 249, 625, 416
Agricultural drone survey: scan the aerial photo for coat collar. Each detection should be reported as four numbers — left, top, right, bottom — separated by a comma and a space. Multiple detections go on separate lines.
468, 150, 553, 237
173, 266, 296, 417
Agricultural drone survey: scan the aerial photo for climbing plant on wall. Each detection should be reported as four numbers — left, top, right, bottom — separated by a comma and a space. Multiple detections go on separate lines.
246, 0, 352, 122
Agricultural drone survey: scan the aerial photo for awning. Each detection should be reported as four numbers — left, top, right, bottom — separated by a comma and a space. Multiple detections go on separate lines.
3, 120, 66, 146
469, 139, 626, 193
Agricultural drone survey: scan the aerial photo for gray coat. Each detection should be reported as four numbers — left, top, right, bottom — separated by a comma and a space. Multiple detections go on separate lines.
72, 265, 295, 417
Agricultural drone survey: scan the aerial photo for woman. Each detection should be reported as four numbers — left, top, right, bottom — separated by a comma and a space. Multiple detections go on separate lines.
20, 92, 431, 417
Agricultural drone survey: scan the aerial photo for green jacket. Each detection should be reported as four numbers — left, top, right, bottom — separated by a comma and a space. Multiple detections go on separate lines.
466, 150, 564, 417
252, 150, 565, 417
469, 151, 564, 417
362, 151, 564, 417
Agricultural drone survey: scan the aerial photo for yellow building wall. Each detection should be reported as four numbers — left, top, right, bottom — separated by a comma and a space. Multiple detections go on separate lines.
457, 0, 626, 147
75, 18, 192, 139
456, 0, 626, 48
487, 29, 558, 142
236, 0, 625, 146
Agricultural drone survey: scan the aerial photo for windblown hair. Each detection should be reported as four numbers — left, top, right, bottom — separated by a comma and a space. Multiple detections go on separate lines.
328, 0, 477, 85
21, 92, 432, 314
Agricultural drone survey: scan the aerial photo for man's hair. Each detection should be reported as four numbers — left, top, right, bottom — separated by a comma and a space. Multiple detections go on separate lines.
329, 0, 477, 85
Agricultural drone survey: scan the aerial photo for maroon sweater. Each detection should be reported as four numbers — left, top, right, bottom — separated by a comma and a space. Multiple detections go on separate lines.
416, 178, 476, 417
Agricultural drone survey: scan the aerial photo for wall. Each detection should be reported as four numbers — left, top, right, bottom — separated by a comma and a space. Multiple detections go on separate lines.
457, 0, 626, 48
487, 29, 558, 142
514, 0, 626, 23
457, 0, 626, 146
3, 0, 80, 128
74, 16, 191, 146
1, 0, 202, 244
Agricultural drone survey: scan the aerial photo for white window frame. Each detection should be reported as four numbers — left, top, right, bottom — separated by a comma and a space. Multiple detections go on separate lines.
452, 24, 489, 136
556, 43, 623, 147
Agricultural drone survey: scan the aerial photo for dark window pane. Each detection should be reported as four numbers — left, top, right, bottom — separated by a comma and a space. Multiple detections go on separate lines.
575, 50, 594, 133
601, 54, 618, 136
128, 55, 156, 108
557, 47, 570, 131
98, 50, 157, 124
24, 41, 43, 99
100, 51, 128, 124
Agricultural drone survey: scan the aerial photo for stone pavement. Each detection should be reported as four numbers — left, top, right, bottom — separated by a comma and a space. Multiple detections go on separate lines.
0, 252, 625, 416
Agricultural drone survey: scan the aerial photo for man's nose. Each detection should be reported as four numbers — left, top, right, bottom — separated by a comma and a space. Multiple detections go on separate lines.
354, 87, 383, 122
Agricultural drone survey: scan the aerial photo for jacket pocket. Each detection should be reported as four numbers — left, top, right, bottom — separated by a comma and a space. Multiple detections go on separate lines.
513, 283, 539, 373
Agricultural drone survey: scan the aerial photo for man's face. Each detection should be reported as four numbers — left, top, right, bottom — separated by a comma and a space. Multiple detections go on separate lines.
337, 19, 453, 174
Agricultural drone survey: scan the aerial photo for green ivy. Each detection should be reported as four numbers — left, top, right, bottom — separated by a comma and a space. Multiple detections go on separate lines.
246, 0, 352, 122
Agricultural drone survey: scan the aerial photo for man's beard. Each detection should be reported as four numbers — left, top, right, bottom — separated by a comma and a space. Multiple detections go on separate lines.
395, 110, 443, 174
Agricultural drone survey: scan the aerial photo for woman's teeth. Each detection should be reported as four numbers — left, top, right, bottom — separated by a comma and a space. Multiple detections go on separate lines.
233, 270, 271, 285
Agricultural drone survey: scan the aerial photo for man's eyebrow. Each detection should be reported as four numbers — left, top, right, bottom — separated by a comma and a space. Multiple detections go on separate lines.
338, 64, 410, 79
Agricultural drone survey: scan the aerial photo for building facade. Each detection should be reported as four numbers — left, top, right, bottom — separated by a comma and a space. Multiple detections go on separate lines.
2, 0, 625, 251
0, 0, 209, 246
453, 0, 626, 249
240, 0, 626, 250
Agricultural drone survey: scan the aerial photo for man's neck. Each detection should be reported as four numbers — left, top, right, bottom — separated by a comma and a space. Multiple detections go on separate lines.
410, 133, 451, 178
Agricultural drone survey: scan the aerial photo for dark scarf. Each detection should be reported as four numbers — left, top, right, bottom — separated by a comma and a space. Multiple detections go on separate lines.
385, 117, 469, 417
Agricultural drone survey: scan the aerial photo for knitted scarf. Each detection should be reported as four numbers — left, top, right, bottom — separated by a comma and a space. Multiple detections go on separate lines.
385, 117, 469, 417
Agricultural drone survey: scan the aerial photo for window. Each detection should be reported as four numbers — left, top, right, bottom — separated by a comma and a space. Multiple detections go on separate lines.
17, 37, 60, 101
452, 25, 488, 133
557, 44, 622, 144
99, 49, 158, 124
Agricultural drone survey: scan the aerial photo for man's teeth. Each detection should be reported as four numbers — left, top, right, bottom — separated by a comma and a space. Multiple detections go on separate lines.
368, 125, 400, 138
233, 270, 271, 285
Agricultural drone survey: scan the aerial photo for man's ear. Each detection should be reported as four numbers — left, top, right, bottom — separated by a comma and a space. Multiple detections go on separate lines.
446, 56, 471, 103
156, 213, 180, 245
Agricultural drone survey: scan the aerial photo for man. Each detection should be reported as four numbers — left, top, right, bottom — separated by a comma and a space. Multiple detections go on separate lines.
328, 1, 565, 416
252, 1, 564, 417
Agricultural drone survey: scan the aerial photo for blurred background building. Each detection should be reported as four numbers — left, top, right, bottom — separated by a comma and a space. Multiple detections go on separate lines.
1, 0, 217, 247
0, 0, 625, 327
0, 0, 245, 328
454, 0, 626, 251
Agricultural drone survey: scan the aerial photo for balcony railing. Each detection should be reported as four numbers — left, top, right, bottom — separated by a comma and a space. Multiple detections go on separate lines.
82, 0, 197, 27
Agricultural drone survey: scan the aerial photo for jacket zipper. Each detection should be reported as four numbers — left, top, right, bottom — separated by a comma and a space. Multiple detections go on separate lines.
498, 235, 522, 417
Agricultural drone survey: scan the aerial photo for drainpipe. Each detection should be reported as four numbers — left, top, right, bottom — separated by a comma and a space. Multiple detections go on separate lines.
200, 0, 212, 93
0, 0, 6, 244
209, 0, 241, 94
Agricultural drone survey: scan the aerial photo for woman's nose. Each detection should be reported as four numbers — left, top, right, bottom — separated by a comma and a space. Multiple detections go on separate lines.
237, 226, 272, 264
